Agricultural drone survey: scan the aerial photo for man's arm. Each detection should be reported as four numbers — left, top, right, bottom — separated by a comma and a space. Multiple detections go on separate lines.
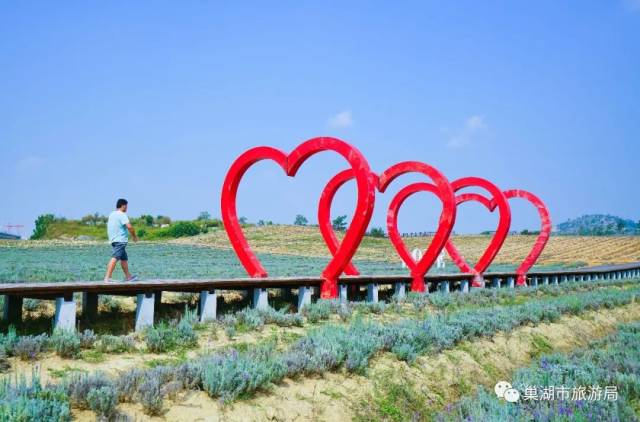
126, 223, 138, 242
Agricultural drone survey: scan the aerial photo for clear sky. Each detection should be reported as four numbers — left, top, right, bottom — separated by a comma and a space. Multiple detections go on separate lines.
2, 1, 639, 238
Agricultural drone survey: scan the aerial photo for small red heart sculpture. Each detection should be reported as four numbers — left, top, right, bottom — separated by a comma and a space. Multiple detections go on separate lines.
445, 177, 511, 287
221, 137, 376, 299
385, 181, 455, 292
500, 189, 551, 286
318, 161, 456, 293
317, 168, 364, 276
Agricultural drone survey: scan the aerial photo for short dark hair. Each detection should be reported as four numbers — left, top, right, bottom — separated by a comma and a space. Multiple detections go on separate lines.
116, 198, 128, 209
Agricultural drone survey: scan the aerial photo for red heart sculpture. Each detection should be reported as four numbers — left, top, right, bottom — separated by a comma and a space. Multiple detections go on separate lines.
221, 137, 376, 299
445, 177, 511, 287
317, 168, 364, 276
385, 181, 456, 292
500, 189, 551, 286
318, 161, 456, 293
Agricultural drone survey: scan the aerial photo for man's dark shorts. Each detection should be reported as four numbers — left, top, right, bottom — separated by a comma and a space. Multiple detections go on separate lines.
111, 242, 128, 261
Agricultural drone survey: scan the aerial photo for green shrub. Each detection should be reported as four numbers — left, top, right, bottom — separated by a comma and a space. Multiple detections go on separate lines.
23, 299, 43, 313
98, 296, 121, 313
138, 377, 164, 415
438, 321, 640, 421
115, 368, 144, 403
144, 323, 176, 353
0, 350, 10, 372
95, 335, 136, 354
86, 385, 118, 420
13, 334, 48, 361
155, 221, 201, 238
201, 345, 287, 403
236, 308, 264, 330
0, 371, 71, 421
302, 300, 333, 323
79, 330, 97, 349
64, 372, 113, 410
30, 214, 56, 240
0, 326, 19, 355
259, 307, 303, 327
144, 311, 198, 353
49, 330, 81, 358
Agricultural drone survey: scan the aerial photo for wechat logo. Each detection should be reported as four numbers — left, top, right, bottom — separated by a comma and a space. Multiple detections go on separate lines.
495, 381, 520, 403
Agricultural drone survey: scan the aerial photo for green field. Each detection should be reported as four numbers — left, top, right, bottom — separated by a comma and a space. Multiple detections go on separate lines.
0, 241, 580, 282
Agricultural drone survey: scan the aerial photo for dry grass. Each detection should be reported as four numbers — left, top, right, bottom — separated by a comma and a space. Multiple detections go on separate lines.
174, 225, 640, 266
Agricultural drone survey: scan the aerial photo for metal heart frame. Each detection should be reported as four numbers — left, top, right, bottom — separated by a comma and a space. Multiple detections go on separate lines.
445, 177, 511, 287
496, 189, 551, 286
220, 137, 376, 298
318, 161, 456, 293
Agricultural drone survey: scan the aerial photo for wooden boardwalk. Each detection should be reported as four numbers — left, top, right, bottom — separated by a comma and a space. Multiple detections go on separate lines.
1, 262, 639, 332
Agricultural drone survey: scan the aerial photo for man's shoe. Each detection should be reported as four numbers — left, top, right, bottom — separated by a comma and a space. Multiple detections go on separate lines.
104, 278, 117, 283
126, 275, 139, 282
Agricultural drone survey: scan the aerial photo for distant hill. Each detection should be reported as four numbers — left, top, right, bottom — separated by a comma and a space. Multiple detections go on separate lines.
556, 214, 639, 236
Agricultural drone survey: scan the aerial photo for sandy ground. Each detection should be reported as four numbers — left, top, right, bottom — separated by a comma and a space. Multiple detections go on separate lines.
63, 301, 640, 421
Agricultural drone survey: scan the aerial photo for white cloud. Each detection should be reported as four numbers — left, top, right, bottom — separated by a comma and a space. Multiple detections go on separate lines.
15, 156, 46, 172
446, 115, 487, 148
327, 111, 353, 129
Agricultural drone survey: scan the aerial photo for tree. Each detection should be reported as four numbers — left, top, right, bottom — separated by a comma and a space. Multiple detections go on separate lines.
139, 214, 154, 226
332, 215, 348, 231
617, 220, 625, 233
294, 214, 308, 226
368, 227, 385, 238
155, 215, 171, 225
31, 214, 56, 239
197, 211, 211, 221
239, 216, 248, 225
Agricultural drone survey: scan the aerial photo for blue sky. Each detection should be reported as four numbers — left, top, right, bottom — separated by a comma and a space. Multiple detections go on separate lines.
1, 1, 639, 237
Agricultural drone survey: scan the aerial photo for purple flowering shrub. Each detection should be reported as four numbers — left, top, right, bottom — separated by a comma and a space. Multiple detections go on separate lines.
437, 321, 640, 421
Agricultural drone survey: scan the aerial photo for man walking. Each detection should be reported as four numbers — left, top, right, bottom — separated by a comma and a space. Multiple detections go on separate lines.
104, 198, 138, 282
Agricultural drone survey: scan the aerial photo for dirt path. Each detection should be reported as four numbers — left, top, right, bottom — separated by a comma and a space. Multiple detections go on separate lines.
69, 301, 640, 421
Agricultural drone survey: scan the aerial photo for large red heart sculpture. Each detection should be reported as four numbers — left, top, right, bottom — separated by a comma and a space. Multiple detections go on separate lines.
221, 137, 376, 298
499, 189, 551, 286
445, 177, 511, 287
318, 161, 456, 293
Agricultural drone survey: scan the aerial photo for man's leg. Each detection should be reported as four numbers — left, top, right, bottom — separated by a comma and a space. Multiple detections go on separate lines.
120, 260, 133, 280
105, 258, 118, 281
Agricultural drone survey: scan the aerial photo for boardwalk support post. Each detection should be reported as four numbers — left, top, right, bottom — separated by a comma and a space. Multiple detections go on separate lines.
394, 282, 406, 299
460, 280, 470, 293
2, 295, 23, 324
252, 288, 269, 310
507, 277, 515, 288
82, 293, 98, 320
552, 276, 559, 285
367, 283, 378, 303
339, 284, 348, 303
54, 295, 76, 331
135, 292, 155, 332
492, 278, 501, 288
198, 290, 217, 322
439, 280, 450, 293
298, 286, 312, 311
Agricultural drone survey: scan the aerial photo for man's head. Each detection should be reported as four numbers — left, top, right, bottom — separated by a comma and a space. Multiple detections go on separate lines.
116, 198, 128, 212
